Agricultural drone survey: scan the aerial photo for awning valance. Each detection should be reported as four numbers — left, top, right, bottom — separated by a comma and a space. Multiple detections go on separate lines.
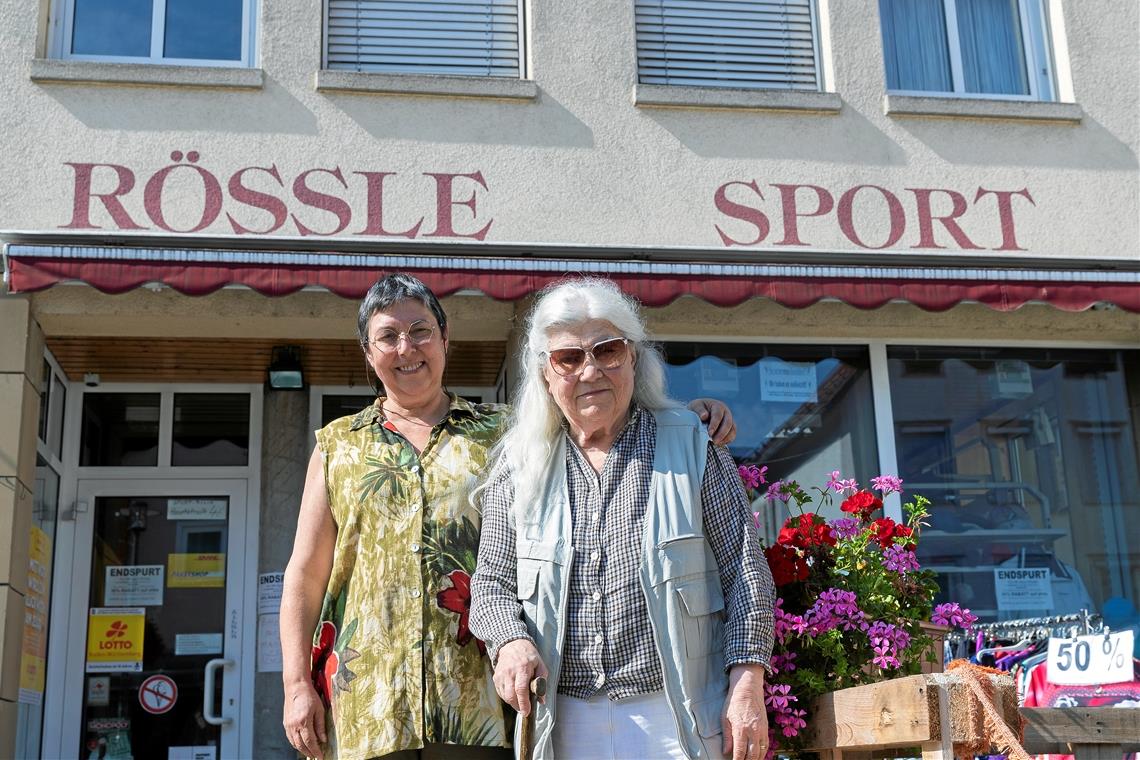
6, 244, 1139, 313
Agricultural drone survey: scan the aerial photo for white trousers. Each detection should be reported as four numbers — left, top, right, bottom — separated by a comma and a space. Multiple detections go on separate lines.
550, 690, 688, 760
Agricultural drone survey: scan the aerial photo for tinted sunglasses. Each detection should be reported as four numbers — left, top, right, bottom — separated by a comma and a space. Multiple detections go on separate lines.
545, 337, 631, 376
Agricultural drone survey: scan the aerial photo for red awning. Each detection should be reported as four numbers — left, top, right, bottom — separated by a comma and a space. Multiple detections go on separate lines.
6, 246, 1139, 313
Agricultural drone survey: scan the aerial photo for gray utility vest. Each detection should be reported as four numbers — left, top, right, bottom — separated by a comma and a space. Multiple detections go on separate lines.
514, 408, 729, 760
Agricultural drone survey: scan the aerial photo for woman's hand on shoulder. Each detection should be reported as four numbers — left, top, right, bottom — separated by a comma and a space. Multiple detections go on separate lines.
493, 639, 548, 716
722, 664, 768, 760
283, 680, 327, 759
687, 398, 737, 447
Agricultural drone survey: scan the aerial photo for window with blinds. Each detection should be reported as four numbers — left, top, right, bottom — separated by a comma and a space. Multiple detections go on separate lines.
636, 0, 821, 90
325, 0, 522, 78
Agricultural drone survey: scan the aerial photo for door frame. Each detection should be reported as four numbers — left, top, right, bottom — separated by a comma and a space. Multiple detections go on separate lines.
42, 383, 262, 760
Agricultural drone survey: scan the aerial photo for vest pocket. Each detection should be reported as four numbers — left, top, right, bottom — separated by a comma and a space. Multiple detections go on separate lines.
687, 694, 726, 740
515, 541, 565, 634
675, 575, 726, 659
517, 564, 540, 600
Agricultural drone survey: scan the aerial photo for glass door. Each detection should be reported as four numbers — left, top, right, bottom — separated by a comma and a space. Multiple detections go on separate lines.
57, 480, 248, 760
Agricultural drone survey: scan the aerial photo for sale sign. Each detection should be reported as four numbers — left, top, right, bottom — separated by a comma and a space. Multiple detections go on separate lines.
1047, 630, 1135, 686
86, 608, 145, 672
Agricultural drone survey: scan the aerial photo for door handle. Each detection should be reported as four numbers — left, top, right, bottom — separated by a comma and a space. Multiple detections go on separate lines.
203, 658, 234, 726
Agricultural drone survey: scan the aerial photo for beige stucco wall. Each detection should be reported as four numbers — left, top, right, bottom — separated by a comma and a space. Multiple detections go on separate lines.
0, 0, 1137, 259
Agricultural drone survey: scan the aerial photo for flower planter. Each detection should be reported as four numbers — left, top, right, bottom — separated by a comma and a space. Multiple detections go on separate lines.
918, 621, 951, 674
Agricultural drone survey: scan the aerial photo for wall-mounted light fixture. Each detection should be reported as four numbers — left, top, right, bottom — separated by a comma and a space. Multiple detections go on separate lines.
267, 345, 305, 390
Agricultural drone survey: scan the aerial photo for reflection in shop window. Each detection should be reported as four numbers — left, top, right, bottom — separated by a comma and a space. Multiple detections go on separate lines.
888, 348, 1140, 634
172, 394, 250, 467
662, 343, 879, 543
81, 393, 161, 467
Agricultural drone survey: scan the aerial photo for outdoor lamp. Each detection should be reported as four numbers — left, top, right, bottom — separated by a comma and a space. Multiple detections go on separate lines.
267, 345, 305, 390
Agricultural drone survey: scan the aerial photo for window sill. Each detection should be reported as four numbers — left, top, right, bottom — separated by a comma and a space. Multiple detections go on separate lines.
315, 70, 538, 102
883, 94, 1082, 124
29, 59, 264, 89
633, 84, 842, 114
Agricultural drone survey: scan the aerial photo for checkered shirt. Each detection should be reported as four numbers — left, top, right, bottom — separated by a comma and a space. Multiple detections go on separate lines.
470, 408, 775, 701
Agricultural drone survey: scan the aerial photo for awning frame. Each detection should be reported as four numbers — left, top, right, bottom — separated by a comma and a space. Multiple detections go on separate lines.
5, 239, 1140, 313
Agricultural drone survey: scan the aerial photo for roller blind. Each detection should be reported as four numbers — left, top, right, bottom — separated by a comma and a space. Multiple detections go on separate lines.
326, 0, 521, 77
636, 0, 820, 90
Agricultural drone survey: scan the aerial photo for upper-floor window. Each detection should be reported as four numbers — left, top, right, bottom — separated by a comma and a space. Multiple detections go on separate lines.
325, 0, 523, 77
635, 0, 822, 91
879, 0, 1055, 100
53, 0, 256, 66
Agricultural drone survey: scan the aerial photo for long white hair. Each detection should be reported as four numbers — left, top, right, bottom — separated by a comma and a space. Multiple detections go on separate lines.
493, 277, 679, 511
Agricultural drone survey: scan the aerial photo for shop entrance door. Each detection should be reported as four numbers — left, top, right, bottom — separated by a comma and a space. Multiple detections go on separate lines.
55, 479, 249, 760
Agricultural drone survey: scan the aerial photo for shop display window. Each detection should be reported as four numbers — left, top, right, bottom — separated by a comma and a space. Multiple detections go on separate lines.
888, 347, 1140, 630
662, 343, 879, 542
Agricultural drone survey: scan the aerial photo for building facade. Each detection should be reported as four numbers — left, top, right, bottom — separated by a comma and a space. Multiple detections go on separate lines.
1, 0, 1138, 757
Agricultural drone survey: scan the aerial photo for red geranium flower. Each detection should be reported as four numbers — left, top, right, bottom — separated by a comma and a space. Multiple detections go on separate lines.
437, 569, 487, 657
765, 544, 811, 586
840, 490, 883, 521
868, 517, 900, 549
777, 513, 836, 549
310, 621, 338, 709
893, 524, 917, 550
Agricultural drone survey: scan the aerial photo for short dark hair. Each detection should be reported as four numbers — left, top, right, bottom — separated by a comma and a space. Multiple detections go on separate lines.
357, 273, 448, 347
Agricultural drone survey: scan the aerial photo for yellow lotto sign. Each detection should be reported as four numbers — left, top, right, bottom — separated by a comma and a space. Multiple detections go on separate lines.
86, 608, 145, 672
167, 553, 226, 588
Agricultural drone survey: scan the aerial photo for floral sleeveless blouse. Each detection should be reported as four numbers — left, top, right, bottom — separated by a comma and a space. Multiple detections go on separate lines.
312, 395, 511, 760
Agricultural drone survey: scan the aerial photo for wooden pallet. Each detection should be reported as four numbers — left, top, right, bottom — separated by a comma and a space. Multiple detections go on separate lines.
801, 672, 1019, 760
1022, 707, 1140, 760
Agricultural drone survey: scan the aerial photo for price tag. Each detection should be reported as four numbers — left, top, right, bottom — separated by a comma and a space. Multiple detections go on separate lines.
1047, 630, 1134, 685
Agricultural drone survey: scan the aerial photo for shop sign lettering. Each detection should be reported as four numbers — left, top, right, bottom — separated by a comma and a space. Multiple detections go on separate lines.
60, 152, 493, 240
714, 180, 1035, 251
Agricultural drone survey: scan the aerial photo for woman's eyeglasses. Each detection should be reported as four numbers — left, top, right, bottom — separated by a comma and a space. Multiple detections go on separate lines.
368, 322, 437, 352
544, 337, 631, 376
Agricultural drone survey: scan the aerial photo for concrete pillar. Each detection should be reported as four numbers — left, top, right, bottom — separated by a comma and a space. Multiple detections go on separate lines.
255, 389, 309, 757
0, 296, 44, 756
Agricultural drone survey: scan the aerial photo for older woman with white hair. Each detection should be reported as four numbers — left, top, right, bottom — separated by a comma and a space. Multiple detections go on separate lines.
470, 278, 776, 760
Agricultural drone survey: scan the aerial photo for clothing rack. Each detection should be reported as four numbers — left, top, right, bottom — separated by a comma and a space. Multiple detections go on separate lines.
947, 609, 1103, 645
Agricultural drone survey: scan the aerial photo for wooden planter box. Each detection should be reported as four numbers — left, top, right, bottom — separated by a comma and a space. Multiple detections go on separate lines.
801, 672, 1019, 760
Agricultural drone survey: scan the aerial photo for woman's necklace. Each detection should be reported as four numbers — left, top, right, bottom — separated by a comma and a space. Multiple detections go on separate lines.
381, 392, 450, 429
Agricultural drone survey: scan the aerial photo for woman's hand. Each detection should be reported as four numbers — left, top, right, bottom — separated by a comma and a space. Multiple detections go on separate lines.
722, 664, 768, 760
283, 680, 327, 759
494, 639, 549, 716
688, 398, 737, 447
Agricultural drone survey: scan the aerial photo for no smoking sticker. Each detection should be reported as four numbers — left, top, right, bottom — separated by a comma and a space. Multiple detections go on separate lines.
138, 674, 178, 715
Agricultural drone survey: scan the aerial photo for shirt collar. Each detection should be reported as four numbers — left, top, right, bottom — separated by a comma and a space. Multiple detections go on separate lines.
348, 392, 483, 431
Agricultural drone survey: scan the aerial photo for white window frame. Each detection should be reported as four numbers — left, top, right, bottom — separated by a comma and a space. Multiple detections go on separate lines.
42, 383, 263, 760
884, 0, 1056, 102
321, 0, 527, 78
634, 0, 825, 92
50, 0, 258, 67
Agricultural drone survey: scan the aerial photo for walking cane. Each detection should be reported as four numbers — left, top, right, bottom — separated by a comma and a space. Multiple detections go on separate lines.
518, 676, 547, 760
